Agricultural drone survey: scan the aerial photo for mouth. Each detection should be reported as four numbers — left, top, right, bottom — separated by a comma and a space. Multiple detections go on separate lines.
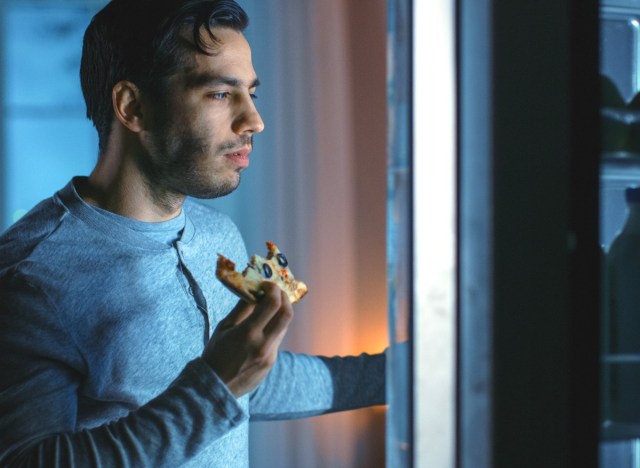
224, 146, 251, 169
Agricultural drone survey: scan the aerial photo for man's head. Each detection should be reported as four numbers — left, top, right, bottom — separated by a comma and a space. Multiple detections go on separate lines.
80, 0, 249, 155
80, 0, 264, 203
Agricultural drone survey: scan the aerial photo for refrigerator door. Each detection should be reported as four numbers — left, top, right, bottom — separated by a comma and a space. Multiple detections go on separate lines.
386, 0, 457, 466
458, 0, 601, 467
388, 0, 601, 466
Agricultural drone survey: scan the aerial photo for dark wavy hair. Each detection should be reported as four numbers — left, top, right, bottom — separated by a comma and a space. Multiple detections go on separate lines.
80, 0, 249, 154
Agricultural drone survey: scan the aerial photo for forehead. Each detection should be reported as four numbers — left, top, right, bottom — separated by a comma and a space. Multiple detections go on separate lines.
178, 27, 256, 85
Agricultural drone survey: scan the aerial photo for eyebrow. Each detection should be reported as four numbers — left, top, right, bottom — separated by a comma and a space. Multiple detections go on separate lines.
184, 73, 261, 90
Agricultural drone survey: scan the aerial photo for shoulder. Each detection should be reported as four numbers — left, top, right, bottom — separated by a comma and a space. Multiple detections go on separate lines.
0, 196, 68, 272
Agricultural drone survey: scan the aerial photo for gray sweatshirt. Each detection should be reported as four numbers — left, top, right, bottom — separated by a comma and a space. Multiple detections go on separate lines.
0, 178, 385, 467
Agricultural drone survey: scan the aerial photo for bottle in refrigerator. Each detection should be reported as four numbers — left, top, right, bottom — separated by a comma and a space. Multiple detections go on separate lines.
605, 186, 640, 424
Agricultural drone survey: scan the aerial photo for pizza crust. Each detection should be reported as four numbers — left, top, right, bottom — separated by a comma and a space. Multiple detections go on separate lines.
216, 241, 308, 304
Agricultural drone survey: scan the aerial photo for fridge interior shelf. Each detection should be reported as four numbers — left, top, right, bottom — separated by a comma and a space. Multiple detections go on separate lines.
602, 152, 640, 181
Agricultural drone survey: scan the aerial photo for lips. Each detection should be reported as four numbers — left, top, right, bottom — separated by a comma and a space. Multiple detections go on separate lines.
224, 146, 251, 169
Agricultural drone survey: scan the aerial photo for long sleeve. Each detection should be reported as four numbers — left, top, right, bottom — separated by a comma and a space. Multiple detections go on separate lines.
0, 276, 247, 467
1, 361, 246, 467
249, 351, 386, 421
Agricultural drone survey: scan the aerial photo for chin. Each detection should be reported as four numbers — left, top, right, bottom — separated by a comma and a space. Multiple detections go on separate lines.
188, 177, 241, 200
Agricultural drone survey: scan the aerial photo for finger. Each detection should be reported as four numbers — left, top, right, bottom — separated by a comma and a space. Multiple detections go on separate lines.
262, 289, 294, 341
255, 290, 294, 363
241, 282, 287, 330
220, 298, 255, 327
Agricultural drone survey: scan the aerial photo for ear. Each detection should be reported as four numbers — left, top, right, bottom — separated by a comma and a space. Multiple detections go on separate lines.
111, 80, 144, 133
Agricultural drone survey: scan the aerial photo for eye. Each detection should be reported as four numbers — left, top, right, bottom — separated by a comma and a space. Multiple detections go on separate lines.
209, 92, 230, 101
250, 93, 258, 100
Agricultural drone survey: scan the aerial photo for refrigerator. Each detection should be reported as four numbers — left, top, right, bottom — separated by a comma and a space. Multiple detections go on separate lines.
384, 0, 629, 466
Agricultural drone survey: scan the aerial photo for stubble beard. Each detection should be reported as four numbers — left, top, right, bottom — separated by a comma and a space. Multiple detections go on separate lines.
140, 130, 251, 205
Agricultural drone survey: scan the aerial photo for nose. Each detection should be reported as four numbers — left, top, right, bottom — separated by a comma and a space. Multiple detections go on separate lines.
232, 96, 265, 135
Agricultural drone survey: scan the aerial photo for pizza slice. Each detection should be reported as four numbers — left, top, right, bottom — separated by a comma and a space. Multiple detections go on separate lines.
216, 241, 308, 304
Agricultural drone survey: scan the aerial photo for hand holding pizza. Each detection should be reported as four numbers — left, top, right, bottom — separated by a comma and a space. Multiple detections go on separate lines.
203, 281, 293, 397
204, 242, 307, 397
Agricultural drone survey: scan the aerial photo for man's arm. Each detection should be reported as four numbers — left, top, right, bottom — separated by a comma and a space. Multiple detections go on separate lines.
248, 350, 387, 421
1, 359, 246, 467
0, 277, 291, 466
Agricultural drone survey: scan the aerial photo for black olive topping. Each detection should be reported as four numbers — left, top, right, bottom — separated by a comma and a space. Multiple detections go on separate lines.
276, 253, 288, 267
262, 263, 273, 278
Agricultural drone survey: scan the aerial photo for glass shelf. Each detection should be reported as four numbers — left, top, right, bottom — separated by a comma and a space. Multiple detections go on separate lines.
602, 151, 640, 167
601, 353, 640, 440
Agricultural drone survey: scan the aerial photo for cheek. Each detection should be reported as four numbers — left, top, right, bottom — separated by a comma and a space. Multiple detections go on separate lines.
154, 100, 227, 154
170, 116, 211, 148
194, 103, 231, 136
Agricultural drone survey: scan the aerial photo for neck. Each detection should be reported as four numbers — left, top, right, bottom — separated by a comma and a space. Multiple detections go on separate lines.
80, 143, 184, 223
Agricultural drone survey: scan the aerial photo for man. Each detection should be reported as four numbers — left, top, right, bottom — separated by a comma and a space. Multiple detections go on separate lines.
0, 0, 385, 466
